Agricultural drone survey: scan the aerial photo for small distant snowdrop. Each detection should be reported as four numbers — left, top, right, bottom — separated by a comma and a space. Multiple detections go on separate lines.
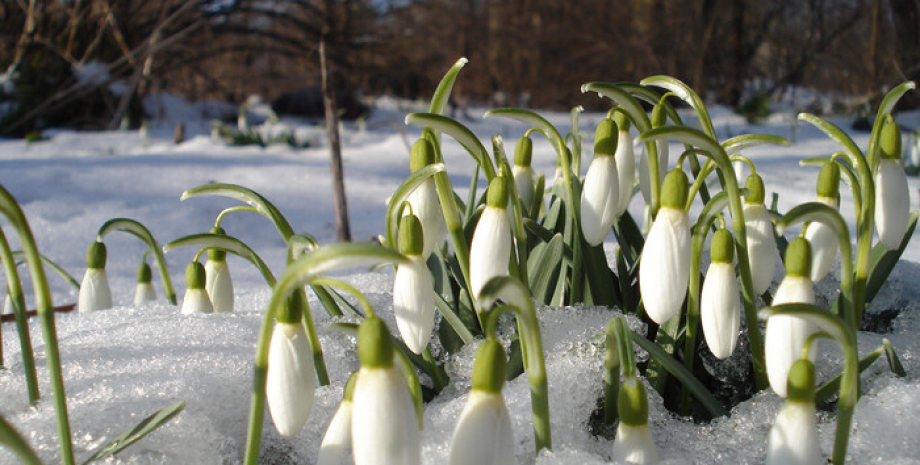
180, 261, 213, 314
79, 241, 112, 312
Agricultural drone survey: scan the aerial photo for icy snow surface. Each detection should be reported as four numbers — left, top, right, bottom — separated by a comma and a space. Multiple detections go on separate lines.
1, 93, 919, 464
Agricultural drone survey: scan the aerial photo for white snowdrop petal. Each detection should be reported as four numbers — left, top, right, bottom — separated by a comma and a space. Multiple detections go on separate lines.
449, 391, 517, 465
512, 165, 536, 214
2, 295, 12, 315
180, 289, 213, 315
133, 282, 156, 306
318, 400, 353, 465
701, 262, 741, 359
352, 368, 420, 465
804, 220, 837, 283
744, 203, 778, 294
765, 276, 817, 398
470, 206, 512, 299
205, 259, 234, 313
639, 207, 691, 324
580, 156, 619, 246
266, 322, 316, 439
612, 422, 659, 465
765, 401, 822, 465
79, 268, 112, 312
615, 129, 636, 216
393, 258, 436, 354
875, 158, 910, 250
407, 179, 447, 258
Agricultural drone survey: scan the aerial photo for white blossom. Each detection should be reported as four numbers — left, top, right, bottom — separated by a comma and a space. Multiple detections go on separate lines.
79, 268, 112, 312
352, 367, 420, 465
266, 322, 316, 439
449, 391, 517, 465
765, 276, 817, 397
205, 259, 234, 313
580, 155, 619, 246
639, 207, 691, 324
765, 401, 822, 465
875, 158, 910, 250
470, 206, 511, 300
744, 203, 778, 294
393, 256, 436, 354
701, 262, 741, 359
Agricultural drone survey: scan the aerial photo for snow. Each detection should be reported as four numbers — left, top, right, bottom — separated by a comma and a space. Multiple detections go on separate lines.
0, 94, 919, 464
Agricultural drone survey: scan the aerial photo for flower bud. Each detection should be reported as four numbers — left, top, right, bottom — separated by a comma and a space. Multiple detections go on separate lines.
639, 177, 691, 324
86, 241, 107, 269
580, 144, 620, 245
701, 229, 741, 359
880, 116, 902, 160
514, 135, 533, 167
744, 173, 766, 205
470, 178, 512, 300
181, 261, 213, 314
612, 377, 658, 465
471, 338, 507, 394
875, 157, 910, 250
766, 360, 821, 465
358, 316, 395, 369
134, 261, 156, 305
594, 118, 619, 157
266, 321, 316, 439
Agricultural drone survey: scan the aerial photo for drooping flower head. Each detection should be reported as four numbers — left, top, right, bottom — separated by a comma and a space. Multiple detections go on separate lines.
266, 292, 315, 439
766, 359, 822, 465
613, 112, 636, 217
79, 241, 112, 312
449, 338, 516, 465
318, 373, 358, 465
134, 259, 156, 305
352, 317, 420, 465
701, 228, 742, 360
470, 175, 512, 301
804, 162, 840, 283
875, 117, 911, 250
407, 138, 447, 258
580, 116, 620, 246
393, 214, 435, 354
612, 376, 659, 465
743, 173, 778, 294
180, 260, 213, 314
205, 226, 234, 313
765, 237, 818, 398
639, 169, 691, 324
512, 135, 537, 214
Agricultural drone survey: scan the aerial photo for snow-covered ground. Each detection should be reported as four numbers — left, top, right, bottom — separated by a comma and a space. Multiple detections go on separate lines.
1, 93, 919, 464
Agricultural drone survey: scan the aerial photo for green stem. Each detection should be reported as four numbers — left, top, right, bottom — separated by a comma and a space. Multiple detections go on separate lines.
96, 218, 177, 305
0, 414, 43, 465
0, 229, 39, 404
214, 206, 260, 228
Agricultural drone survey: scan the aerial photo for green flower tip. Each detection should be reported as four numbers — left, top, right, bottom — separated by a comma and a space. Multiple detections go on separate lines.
617, 377, 649, 426
514, 136, 533, 167
744, 173, 765, 205
651, 103, 666, 127
710, 229, 735, 263
660, 169, 689, 209
398, 214, 424, 256
486, 175, 510, 209
410, 138, 437, 172
593, 118, 619, 157
786, 359, 816, 403
137, 261, 152, 283
815, 161, 841, 198
343, 371, 359, 402
785, 237, 812, 278
86, 241, 107, 269
613, 111, 631, 131
185, 261, 207, 290
208, 226, 227, 261
880, 116, 902, 160
471, 338, 507, 393
357, 316, 394, 369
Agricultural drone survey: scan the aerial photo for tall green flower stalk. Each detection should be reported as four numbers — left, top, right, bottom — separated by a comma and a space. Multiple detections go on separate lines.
0, 227, 39, 403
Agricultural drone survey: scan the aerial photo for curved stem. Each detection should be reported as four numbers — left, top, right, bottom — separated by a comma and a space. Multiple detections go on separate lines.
0, 229, 39, 404
0, 414, 43, 465
307, 276, 375, 317
96, 218, 177, 305
214, 206, 260, 228
729, 154, 757, 175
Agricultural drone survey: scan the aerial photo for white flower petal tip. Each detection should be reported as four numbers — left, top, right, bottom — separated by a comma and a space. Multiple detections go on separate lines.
133, 282, 156, 306
79, 268, 112, 312
266, 322, 316, 439
804, 220, 837, 283
580, 156, 620, 246
744, 204, 778, 295
317, 400, 352, 465
701, 263, 741, 360
639, 207, 691, 324
875, 158, 910, 250
407, 179, 447, 258
393, 258, 436, 354
765, 401, 822, 465
614, 129, 636, 217
352, 368, 421, 465
470, 206, 512, 300
765, 276, 817, 398
180, 289, 214, 315
449, 391, 517, 465
612, 423, 659, 465
205, 260, 234, 313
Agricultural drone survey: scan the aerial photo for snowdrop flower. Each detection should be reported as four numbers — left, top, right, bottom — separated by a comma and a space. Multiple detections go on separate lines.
612, 376, 659, 465
639, 169, 691, 324
613, 112, 636, 217
205, 227, 234, 313
701, 229, 741, 360
180, 261, 213, 314
470, 176, 512, 301
875, 118, 911, 250
393, 214, 435, 354
743, 173, 778, 295
804, 162, 840, 283
318, 373, 358, 465
79, 241, 112, 312
765, 238, 818, 398
407, 138, 447, 258
133, 260, 156, 305
766, 359, 822, 465
580, 117, 620, 246
266, 303, 316, 439
449, 338, 516, 465
352, 317, 420, 465
512, 135, 537, 214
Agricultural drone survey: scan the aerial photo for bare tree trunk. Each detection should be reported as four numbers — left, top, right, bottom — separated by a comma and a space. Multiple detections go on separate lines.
321, 39, 352, 242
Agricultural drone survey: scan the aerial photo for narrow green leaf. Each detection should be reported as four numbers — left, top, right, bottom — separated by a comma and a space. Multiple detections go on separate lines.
405, 113, 495, 181
0, 414, 42, 465
11, 251, 80, 290
434, 292, 475, 344
816, 349, 883, 402
581, 83, 651, 132
484, 108, 566, 157
429, 57, 469, 116
722, 134, 790, 155
797, 114, 864, 167
96, 218, 176, 305
527, 233, 564, 303
866, 212, 919, 303
867, 82, 916, 168
883, 338, 907, 377
164, 233, 276, 286
181, 183, 295, 240
81, 401, 185, 464
639, 75, 716, 137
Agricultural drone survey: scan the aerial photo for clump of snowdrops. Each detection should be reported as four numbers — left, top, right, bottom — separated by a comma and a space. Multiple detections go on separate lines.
0, 58, 916, 465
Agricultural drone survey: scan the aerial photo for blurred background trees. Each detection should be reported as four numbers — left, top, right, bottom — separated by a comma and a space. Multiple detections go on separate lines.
1, 0, 918, 135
